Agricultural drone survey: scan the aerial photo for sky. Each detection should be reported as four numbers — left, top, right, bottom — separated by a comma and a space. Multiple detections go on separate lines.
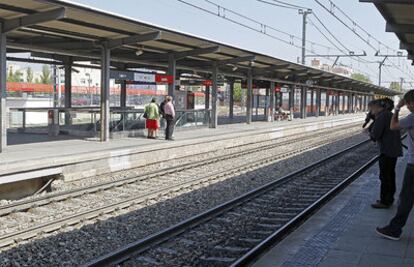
66, 0, 413, 88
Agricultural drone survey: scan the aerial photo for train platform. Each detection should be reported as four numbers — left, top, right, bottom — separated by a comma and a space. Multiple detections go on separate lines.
0, 114, 364, 199
253, 145, 414, 267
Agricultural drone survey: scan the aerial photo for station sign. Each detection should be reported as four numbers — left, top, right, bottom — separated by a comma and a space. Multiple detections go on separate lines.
155, 74, 173, 84
134, 72, 156, 84
203, 80, 212, 86
111, 70, 173, 85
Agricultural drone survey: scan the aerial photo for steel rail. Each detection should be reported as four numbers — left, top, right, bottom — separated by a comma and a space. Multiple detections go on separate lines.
0, 124, 360, 217
231, 153, 378, 266
0, 131, 359, 248
83, 138, 372, 267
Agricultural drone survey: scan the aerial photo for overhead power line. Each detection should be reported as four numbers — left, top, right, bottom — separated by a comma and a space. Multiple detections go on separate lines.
256, 0, 299, 10
313, 0, 378, 52
177, 0, 343, 54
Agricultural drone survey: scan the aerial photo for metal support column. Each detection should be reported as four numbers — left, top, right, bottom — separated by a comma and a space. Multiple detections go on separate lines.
120, 81, 127, 108
246, 69, 253, 124
100, 43, 110, 142
168, 55, 176, 98
229, 79, 234, 119
289, 86, 294, 112
310, 89, 314, 115
269, 82, 275, 122
326, 91, 330, 116
205, 85, 210, 110
315, 88, 321, 117
64, 62, 72, 125
336, 93, 340, 115
210, 63, 218, 128
363, 95, 367, 111
300, 87, 307, 119
350, 94, 354, 113
341, 94, 345, 114
0, 29, 6, 151
264, 88, 269, 119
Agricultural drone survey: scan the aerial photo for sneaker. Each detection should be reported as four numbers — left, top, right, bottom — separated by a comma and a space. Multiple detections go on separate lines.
376, 227, 401, 241
371, 202, 391, 209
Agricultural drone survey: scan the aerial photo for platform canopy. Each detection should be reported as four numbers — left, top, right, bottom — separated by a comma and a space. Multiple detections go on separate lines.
0, 0, 398, 96
361, 0, 414, 65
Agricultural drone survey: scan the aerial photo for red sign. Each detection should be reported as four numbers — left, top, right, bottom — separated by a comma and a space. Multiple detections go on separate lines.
202, 80, 213, 86
155, 74, 173, 84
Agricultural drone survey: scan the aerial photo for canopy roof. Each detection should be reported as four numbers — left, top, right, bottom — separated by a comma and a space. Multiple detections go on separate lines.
0, 0, 398, 95
361, 0, 414, 66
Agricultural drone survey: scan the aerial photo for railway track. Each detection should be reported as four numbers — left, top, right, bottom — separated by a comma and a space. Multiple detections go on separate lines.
0, 123, 361, 216
0, 126, 363, 249
83, 139, 378, 267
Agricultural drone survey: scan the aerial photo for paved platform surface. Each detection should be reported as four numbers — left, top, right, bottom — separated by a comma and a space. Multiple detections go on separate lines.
0, 114, 363, 167
253, 144, 414, 267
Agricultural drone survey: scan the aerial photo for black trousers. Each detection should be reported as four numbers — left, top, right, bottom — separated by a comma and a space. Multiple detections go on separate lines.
378, 154, 398, 205
389, 164, 414, 235
165, 118, 175, 140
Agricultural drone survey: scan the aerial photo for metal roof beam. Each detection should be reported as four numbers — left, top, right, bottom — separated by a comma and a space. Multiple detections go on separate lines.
360, 0, 414, 3
400, 42, 414, 50
174, 46, 220, 60
217, 55, 256, 66
261, 64, 291, 72
2, 8, 66, 33
136, 46, 220, 61
106, 31, 161, 49
287, 69, 308, 75
386, 23, 414, 33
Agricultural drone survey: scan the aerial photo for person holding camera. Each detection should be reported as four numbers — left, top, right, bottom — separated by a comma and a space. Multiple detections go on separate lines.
376, 91, 414, 240
370, 99, 402, 209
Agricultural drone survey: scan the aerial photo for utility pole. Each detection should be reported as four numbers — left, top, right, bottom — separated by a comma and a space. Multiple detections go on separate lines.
304, 51, 367, 68
375, 51, 405, 87
400, 77, 404, 91
378, 56, 387, 87
299, 9, 312, 66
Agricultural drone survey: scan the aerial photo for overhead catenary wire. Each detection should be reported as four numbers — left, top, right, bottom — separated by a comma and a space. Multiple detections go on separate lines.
203, 0, 333, 51
177, 0, 343, 55
256, 0, 299, 10
313, 0, 378, 52
314, 0, 413, 85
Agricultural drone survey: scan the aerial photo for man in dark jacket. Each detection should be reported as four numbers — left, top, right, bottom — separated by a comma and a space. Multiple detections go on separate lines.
370, 99, 403, 209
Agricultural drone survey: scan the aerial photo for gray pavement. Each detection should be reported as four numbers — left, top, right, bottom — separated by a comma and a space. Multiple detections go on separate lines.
253, 144, 414, 267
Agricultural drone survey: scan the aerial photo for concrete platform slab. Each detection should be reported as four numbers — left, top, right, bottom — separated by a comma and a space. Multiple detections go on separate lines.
252, 140, 414, 267
0, 114, 364, 185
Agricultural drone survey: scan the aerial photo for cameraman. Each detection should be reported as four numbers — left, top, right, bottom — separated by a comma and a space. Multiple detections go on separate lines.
363, 100, 376, 132
370, 99, 402, 209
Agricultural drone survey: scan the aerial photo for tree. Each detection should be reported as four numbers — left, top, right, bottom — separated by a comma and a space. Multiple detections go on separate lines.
14, 70, 23, 82
389, 81, 401, 91
7, 68, 23, 82
7, 68, 13, 82
233, 83, 242, 102
39, 65, 52, 84
26, 67, 34, 83
351, 73, 372, 84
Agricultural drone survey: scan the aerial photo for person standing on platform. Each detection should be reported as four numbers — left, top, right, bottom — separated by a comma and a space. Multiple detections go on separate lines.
370, 99, 402, 209
377, 90, 414, 240
164, 96, 176, 141
144, 98, 160, 139
159, 96, 167, 131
